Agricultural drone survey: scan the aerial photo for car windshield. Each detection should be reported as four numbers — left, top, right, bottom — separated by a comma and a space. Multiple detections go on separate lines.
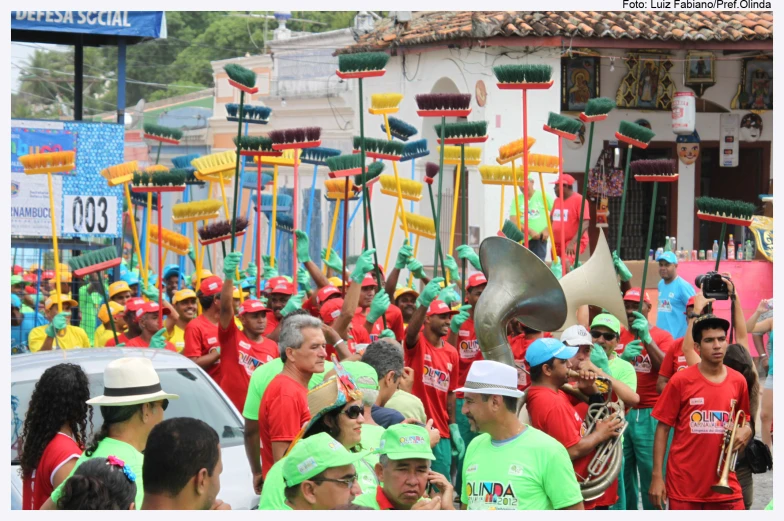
11, 368, 244, 464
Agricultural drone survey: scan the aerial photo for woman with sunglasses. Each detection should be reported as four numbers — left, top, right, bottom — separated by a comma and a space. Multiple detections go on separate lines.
260, 369, 378, 510
42, 357, 178, 510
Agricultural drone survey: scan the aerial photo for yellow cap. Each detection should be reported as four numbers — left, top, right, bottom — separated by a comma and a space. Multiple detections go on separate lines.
173, 288, 197, 304
45, 293, 78, 310
58, 270, 73, 282
328, 276, 344, 288
109, 281, 132, 298
394, 286, 419, 301
98, 301, 124, 323
193, 269, 214, 282
232, 288, 250, 299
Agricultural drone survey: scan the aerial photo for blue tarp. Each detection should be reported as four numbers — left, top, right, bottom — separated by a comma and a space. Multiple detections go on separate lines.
11, 11, 166, 39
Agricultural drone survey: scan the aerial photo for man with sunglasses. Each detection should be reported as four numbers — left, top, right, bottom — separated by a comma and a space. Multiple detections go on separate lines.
616, 288, 674, 510
282, 433, 365, 510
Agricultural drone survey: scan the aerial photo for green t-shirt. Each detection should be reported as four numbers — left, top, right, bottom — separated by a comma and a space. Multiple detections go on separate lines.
353, 488, 383, 510
242, 358, 285, 420
508, 191, 553, 238
608, 356, 637, 391
460, 427, 582, 510
360, 424, 385, 468
385, 390, 427, 423
50, 437, 144, 509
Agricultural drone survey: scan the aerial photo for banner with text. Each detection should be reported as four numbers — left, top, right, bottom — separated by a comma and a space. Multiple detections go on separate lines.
11, 11, 166, 38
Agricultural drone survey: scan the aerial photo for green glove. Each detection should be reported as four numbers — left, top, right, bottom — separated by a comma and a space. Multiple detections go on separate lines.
321, 248, 343, 273
444, 254, 460, 282
367, 290, 390, 324
262, 257, 278, 280
395, 239, 414, 270
590, 344, 612, 375
149, 328, 168, 349
350, 249, 376, 284
449, 423, 465, 459
550, 258, 563, 280
417, 277, 444, 309
281, 291, 306, 317
630, 311, 653, 344
294, 230, 311, 264
572, 260, 583, 270
612, 251, 632, 282
438, 284, 460, 306
379, 329, 395, 339
450, 304, 472, 334
297, 267, 311, 289
246, 262, 258, 278
455, 245, 482, 271
45, 312, 69, 338
187, 244, 196, 264
142, 284, 159, 303
222, 251, 242, 278
620, 339, 643, 362
407, 258, 426, 280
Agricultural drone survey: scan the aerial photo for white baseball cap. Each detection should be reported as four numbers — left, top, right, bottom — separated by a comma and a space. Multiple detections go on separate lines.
560, 324, 593, 347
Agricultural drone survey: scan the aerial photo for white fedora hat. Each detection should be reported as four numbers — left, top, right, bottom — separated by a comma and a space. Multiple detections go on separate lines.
87, 357, 179, 406
454, 360, 523, 398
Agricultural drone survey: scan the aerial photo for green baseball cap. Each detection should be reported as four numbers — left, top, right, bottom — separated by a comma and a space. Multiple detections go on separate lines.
308, 361, 379, 391
377, 424, 435, 461
11, 275, 25, 286
591, 313, 621, 335
282, 433, 368, 486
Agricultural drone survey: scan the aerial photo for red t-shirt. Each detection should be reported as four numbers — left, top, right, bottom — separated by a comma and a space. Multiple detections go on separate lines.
104, 333, 129, 347
385, 304, 406, 341
352, 308, 384, 342
652, 364, 750, 503
23, 432, 81, 510
302, 297, 319, 318
326, 323, 371, 359
618, 326, 674, 409
404, 334, 459, 438
263, 313, 280, 337
525, 386, 617, 509
183, 315, 222, 382
455, 318, 482, 394
551, 193, 590, 255
258, 373, 310, 478
509, 333, 552, 391
218, 320, 279, 411
123, 334, 177, 352
659, 338, 690, 380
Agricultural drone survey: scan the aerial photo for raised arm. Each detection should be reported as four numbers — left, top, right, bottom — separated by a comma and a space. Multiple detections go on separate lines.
404, 277, 444, 349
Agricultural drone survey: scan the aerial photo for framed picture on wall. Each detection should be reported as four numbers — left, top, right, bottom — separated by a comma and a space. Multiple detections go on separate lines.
741, 56, 772, 110
685, 51, 715, 84
561, 55, 600, 112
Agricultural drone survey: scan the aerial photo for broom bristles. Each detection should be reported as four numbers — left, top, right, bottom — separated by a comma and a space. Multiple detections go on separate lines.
269, 127, 322, 145
584, 97, 616, 117
198, 218, 249, 241
68, 246, 118, 271
493, 64, 553, 84
695, 197, 756, 219
383, 117, 418, 141
631, 159, 676, 176
502, 220, 526, 242
338, 52, 389, 73
546, 113, 582, 135
371, 93, 403, 110
425, 162, 440, 179
618, 121, 656, 144
415, 93, 471, 111
143, 123, 183, 141
224, 63, 257, 88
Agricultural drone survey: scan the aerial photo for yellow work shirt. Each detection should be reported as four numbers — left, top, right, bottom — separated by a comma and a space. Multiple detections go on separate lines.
28, 325, 91, 352
165, 325, 186, 353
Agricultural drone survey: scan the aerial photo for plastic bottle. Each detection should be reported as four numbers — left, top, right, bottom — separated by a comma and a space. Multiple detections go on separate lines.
670, 236, 677, 253
737, 247, 744, 261
712, 240, 719, 260
664, 236, 671, 252
745, 240, 754, 261
728, 234, 735, 260
722, 242, 727, 260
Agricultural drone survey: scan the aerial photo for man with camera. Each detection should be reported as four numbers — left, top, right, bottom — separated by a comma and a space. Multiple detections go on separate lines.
656, 252, 695, 340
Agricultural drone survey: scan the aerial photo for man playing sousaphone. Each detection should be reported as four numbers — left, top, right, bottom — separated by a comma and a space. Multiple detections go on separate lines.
649, 314, 752, 510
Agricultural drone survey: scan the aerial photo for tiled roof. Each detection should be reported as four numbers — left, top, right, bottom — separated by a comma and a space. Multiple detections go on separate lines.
337, 11, 773, 54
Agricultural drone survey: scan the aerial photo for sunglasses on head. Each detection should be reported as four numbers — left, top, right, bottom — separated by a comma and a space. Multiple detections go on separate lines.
590, 330, 617, 341
341, 405, 363, 419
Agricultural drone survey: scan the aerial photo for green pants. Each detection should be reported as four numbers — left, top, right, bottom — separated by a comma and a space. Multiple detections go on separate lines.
454, 398, 478, 496
622, 408, 672, 510
609, 452, 626, 510
432, 437, 452, 479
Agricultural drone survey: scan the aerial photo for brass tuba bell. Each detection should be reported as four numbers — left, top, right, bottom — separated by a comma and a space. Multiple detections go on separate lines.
475, 236, 568, 367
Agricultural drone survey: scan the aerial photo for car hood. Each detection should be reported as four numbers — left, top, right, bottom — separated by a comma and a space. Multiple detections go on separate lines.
10, 444, 259, 510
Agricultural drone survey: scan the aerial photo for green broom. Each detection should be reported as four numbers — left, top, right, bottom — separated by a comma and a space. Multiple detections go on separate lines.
696, 197, 756, 271
69, 246, 123, 345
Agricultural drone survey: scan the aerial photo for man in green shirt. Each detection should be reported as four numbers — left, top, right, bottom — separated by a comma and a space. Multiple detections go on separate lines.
509, 175, 553, 260
457, 360, 585, 510
353, 423, 454, 510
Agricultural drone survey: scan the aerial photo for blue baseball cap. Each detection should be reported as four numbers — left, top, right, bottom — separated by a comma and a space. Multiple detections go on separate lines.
11, 294, 22, 309
525, 337, 578, 367
658, 251, 678, 265
163, 264, 180, 280
121, 271, 140, 287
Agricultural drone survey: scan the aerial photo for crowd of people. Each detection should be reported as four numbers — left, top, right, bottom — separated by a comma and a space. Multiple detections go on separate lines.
12, 184, 775, 510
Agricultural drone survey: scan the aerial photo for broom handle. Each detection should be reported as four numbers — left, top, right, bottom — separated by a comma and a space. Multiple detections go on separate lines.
216, 170, 242, 293
383, 201, 400, 270
323, 199, 341, 275
230, 90, 245, 252
639, 181, 659, 313
559, 137, 566, 277
243, 185, 253, 264
218, 172, 231, 220
499, 184, 505, 231
293, 150, 300, 276
539, 172, 558, 262
715, 222, 727, 272
359, 79, 370, 257
383, 113, 410, 236
512, 160, 522, 232
143, 193, 152, 289
427, 183, 447, 279
306, 164, 318, 236
576, 121, 595, 268
341, 180, 349, 292
124, 184, 144, 287
157, 194, 164, 327
97, 276, 119, 345
407, 235, 420, 288
433, 116, 447, 279
616, 144, 633, 255
46, 173, 62, 313
270, 165, 279, 268
522, 89, 530, 248
256, 160, 263, 298
409, 159, 416, 245
460, 144, 468, 297
447, 152, 463, 283
178, 187, 189, 289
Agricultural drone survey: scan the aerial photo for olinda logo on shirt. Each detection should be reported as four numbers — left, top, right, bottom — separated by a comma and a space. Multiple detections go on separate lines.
632, 354, 652, 373
465, 481, 517, 508
689, 410, 730, 434
238, 352, 270, 375
422, 364, 450, 392
459, 339, 481, 359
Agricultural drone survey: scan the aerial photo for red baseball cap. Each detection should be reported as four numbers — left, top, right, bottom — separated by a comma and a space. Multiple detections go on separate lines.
271, 281, 296, 296
427, 300, 460, 317
239, 299, 270, 316
319, 298, 344, 325
23, 273, 37, 283
125, 297, 146, 312
12, 265, 23, 275
550, 174, 576, 185
42, 270, 55, 280
623, 287, 651, 305
199, 276, 223, 297
265, 276, 287, 293
316, 285, 341, 305
361, 273, 378, 288
685, 296, 696, 313
25, 286, 37, 295
466, 272, 488, 290
135, 301, 170, 322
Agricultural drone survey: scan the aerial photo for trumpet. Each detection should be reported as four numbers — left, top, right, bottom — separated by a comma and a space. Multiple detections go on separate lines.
712, 405, 747, 495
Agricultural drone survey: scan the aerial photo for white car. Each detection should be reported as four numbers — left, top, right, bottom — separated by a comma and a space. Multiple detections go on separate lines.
10, 348, 259, 510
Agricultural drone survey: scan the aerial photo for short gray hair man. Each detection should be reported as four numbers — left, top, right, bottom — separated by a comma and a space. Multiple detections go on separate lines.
278, 314, 322, 362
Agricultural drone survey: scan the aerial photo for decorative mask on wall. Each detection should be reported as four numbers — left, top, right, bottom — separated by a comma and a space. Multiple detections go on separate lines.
676, 130, 701, 166
740, 112, 763, 141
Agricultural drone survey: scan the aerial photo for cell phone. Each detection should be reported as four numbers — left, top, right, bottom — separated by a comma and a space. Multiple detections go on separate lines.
767, 299, 773, 310
425, 481, 433, 497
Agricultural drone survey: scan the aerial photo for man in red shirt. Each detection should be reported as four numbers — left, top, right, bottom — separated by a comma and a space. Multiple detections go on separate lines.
265, 279, 305, 339
616, 287, 673, 510
217, 252, 279, 411
105, 297, 146, 347
524, 337, 624, 510
258, 314, 327, 479
549, 174, 590, 269
403, 277, 461, 478
124, 302, 177, 351
508, 321, 549, 391
650, 314, 752, 510
183, 275, 223, 382
657, 297, 696, 394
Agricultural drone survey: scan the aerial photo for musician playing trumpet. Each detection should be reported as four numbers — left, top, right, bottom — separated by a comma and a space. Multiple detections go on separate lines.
649, 314, 752, 510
